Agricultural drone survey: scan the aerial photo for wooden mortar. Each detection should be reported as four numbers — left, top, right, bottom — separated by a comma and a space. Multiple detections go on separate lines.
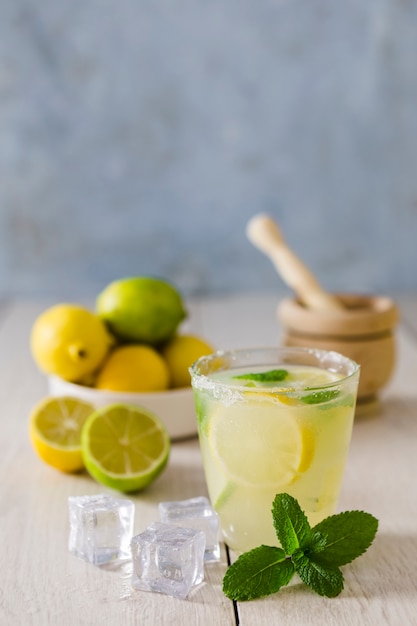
278, 293, 399, 408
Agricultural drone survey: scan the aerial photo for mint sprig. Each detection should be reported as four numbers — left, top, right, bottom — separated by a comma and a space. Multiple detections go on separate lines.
223, 493, 378, 601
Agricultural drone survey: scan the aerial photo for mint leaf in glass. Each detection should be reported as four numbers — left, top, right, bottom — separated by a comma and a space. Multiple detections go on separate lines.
233, 369, 288, 383
272, 493, 311, 554
223, 545, 294, 601
308, 510, 379, 567
291, 549, 344, 597
301, 389, 340, 404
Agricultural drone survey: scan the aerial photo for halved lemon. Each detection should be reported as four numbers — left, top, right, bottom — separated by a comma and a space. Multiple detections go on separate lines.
209, 395, 314, 488
81, 403, 170, 493
29, 396, 94, 472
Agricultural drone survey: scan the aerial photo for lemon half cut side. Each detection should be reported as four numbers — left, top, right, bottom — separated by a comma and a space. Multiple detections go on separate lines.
209, 395, 315, 489
29, 396, 94, 472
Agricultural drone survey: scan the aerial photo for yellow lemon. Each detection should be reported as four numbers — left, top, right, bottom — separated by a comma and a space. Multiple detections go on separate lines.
95, 344, 169, 392
209, 395, 315, 488
96, 276, 187, 344
161, 334, 214, 388
30, 304, 113, 382
29, 396, 94, 472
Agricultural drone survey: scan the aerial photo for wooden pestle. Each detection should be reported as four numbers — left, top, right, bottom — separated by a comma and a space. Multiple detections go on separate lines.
246, 214, 344, 311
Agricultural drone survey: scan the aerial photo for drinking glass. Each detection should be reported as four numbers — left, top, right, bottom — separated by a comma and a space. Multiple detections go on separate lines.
190, 347, 360, 552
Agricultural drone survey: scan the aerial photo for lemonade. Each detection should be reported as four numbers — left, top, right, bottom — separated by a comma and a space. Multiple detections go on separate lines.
190, 347, 360, 553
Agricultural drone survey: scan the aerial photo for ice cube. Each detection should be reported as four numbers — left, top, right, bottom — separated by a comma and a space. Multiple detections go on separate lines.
68, 494, 134, 565
131, 522, 206, 599
158, 496, 220, 562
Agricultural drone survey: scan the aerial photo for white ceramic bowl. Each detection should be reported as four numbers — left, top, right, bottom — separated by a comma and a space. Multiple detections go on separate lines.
47, 376, 198, 441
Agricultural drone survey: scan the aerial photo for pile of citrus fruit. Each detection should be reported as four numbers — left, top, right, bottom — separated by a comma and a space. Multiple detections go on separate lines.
30, 276, 213, 391
28, 276, 214, 492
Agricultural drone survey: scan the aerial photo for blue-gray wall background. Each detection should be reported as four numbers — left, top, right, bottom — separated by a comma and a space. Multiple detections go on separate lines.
1, 0, 417, 299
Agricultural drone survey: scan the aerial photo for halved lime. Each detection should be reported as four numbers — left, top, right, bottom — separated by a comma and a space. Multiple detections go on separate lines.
209, 396, 314, 488
213, 481, 236, 511
81, 403, 170, 492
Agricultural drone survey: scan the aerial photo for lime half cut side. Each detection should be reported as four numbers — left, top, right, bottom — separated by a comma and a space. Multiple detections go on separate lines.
209, 395, 314, 489
81, 403, 170, 493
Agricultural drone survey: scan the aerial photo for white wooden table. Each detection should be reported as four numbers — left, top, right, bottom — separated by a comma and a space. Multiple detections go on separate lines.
1, 294, 417, 625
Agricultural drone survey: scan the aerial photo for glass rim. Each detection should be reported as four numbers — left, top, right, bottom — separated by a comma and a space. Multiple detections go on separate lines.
189, 346, 360, 395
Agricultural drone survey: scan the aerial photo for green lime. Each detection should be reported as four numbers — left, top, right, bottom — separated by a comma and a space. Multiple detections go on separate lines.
96, 276, 187, 344
81, 403, 170, 492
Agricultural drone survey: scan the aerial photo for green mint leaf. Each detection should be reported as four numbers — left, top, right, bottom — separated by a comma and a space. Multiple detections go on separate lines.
223, 545, 294, 601
233, 369, 288, 382
302, 389, 340, 404
292, 550, 344, 597
272, 493, 311, 554
308, 510, 379, 567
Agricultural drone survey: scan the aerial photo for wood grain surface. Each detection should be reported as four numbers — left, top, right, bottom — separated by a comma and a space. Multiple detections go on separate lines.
1, 295, 416, 625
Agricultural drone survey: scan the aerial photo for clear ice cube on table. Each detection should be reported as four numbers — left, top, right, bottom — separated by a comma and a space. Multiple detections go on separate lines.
158, 496, 220, 562
131, 522, 206, 599
68, 494, 134, 566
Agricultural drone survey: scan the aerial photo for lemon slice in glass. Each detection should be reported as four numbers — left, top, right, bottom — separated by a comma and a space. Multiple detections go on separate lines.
209, 396, 314, 488
29, 396, 94, 472
81, 403, 170, 493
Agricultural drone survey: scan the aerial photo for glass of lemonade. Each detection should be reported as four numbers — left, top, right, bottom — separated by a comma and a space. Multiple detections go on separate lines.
190, 347, 360, 553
